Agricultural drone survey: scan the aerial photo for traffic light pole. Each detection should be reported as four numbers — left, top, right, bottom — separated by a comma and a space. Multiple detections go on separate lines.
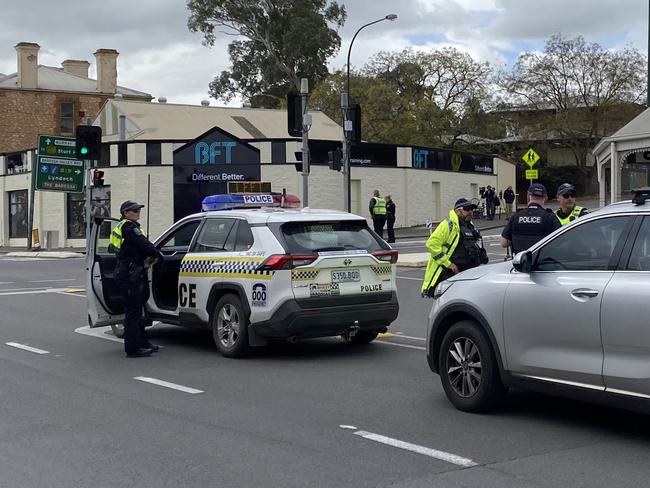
300, 78, 310, 208
84, 159, 92, 259
341, 93, 351, 213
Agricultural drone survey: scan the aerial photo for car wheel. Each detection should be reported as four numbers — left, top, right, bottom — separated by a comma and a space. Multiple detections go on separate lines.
111, 323, 125, 339
211, 294, 250, 358
438, 320, 505, 412
346, 330, 380, 345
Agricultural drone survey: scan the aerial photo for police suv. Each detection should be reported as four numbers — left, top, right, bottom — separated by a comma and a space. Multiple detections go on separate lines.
87, 194, 399, 357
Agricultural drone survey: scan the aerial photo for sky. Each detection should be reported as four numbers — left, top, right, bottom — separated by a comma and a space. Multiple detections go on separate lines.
0, 0, 648, 106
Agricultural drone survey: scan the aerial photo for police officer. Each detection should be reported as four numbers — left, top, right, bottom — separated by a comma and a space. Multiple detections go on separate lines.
500, 183, 561, 254
421, 198, 486, 297
555, 183, 588, 225
369, 189, 387, 238
110, 201, 162, 358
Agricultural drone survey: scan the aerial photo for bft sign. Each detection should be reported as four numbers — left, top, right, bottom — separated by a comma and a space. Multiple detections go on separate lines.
194, 141, 237, 164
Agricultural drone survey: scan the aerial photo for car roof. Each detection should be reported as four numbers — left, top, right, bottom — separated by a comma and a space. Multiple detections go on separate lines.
591, 201, 650, 216
179, 207, 366, 225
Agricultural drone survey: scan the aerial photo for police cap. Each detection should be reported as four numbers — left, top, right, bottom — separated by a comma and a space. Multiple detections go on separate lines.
556, 183, 575, 196
454, 197, 478, 210
528, 183, 548, 197
120, 200, 145, 214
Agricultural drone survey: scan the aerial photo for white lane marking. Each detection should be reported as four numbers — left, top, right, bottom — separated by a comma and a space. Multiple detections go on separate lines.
0, 281, 15, 285
134, 376, 203, 394
376, 341, 425, 351
56, 291, 86, 298
0, 287, 71, 296
396, 275, 421, 281
30, 278, 78, 283
340, 424, 357, 430
6, 342, 50, 355
74, 325, 123, 344
351, 429, 478, 467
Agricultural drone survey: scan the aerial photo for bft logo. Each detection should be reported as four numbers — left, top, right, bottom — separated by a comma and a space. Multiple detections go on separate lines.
194, 141, 237, 165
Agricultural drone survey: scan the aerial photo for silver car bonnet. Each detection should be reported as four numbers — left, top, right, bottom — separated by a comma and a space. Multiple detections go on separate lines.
447, 261, 512, 282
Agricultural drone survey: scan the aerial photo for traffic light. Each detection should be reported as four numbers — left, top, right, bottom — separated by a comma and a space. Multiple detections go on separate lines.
328, 148, 342, 171
93, 169, 105, 187
348, 104, 362, 144
287, 92, 302, 137
75, 125, 102, 160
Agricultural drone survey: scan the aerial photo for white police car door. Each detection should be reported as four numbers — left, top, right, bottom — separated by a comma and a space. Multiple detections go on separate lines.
87, 218, 125, 327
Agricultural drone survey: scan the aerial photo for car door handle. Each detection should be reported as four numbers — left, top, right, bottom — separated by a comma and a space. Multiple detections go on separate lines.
571, 289, 599, 298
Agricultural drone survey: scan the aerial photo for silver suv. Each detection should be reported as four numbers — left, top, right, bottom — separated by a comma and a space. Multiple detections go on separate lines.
427, 189, 650, 412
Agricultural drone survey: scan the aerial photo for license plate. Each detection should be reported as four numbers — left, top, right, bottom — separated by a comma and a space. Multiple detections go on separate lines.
331, 269, 360, 282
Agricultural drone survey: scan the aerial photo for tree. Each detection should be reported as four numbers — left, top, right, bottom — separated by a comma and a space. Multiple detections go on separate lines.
187, 0, 346, 107
310, 47, 494, 148
498, 34, 646, 188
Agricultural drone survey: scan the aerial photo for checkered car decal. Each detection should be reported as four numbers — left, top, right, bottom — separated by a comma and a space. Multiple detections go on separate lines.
291, 269, 320, 281
180, 257, 272, 279
371, 264, 392, 276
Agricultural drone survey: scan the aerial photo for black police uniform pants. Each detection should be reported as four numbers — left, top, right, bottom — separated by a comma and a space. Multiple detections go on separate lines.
115, 268, 153, 355
373, 215, 387, 239
386, 215, 395, 243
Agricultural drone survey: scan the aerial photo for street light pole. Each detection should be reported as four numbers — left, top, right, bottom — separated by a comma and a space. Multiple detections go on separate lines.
342, 14, 397, 213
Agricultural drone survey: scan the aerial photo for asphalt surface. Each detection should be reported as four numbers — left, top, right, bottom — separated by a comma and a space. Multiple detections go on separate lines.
1, 254, 650, 487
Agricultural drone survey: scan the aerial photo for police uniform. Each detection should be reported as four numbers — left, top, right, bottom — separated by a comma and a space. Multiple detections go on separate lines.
421, 198, 484, 297
111, 201, 162, 357
556, 205, 588, 225
502, 185, 561, 254
369, 194, 387, 238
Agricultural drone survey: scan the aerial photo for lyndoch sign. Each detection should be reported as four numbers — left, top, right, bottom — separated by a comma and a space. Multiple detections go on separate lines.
35, 135, 84, 193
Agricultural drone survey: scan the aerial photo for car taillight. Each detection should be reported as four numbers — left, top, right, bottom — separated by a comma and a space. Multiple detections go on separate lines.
257, 254, 318, 271
372, 250, 398, 264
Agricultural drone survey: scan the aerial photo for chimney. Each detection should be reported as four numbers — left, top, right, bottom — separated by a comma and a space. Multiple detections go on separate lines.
62, 59, 90, 78
94, 48, 119, 94
15, 42, 40, 89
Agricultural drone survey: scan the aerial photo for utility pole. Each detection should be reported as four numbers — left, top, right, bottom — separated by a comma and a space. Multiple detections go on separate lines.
341, 92, 351, 212
647, 0, 650, 106
300, 78, 310, 207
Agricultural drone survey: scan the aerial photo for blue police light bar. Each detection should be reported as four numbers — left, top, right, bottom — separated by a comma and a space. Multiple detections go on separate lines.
201, 194, 275, 211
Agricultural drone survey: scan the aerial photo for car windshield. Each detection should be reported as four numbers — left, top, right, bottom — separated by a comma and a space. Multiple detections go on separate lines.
280, 220, 385, 254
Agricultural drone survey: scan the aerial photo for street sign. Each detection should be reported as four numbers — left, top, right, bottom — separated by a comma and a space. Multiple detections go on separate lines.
522, 148, 540, 168
525, 169, 539, 180
35, 135, 84, 193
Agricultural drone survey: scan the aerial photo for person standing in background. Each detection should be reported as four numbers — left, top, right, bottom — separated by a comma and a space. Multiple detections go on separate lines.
369, 190, 387, 239
503, 186, 515, 220
385, 195, 396, 243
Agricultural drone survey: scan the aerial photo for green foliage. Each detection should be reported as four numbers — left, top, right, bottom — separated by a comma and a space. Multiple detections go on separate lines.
187, 0, 346, 107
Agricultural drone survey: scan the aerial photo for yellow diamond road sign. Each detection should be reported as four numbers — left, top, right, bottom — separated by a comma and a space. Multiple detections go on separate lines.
522, 148, 540, 167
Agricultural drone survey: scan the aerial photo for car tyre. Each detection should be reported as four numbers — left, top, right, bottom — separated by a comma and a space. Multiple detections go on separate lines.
438, 320, 505, 412
211, 294, 250, 358
346, 330, 380, 345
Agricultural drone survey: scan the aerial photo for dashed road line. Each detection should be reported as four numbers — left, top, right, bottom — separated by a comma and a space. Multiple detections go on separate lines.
29, 278, 78, 283
376, 341, 425, 351
341, 425, 477, 467
134, 376, 203, 394
6, 342, 50, 355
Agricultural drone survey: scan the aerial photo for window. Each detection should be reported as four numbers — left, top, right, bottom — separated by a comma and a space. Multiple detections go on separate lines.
146, 143, 161, 165
234, 221, 254, 251
535, 216, 629, 271
279, 220, 384, 254
271, 142, 286, 164
8, 190, 28, 238
627, 217, 650, 270
118, 143, 128, 166
193, 219, 237, 252
6, 153, 27, 175
159, 221, 201, 252
67, 187, 111, 239
60, 102, 74, 134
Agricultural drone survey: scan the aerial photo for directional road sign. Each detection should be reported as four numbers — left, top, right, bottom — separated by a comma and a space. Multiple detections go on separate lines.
525, 169, 539, 180
35, 135, 84, 193
522, 148, 540, 168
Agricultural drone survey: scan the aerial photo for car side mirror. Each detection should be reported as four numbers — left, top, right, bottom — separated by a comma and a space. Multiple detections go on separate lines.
512, 251, 532, 273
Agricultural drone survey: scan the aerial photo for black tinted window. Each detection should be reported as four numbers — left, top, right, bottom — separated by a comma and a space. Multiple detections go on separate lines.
535, 216, 628, 271
280, 220, 383, 253
235, 221, 254, 251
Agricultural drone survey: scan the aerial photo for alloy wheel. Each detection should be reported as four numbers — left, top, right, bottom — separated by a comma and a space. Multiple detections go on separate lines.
217, 304, 240, 348
446, 336, 482, 397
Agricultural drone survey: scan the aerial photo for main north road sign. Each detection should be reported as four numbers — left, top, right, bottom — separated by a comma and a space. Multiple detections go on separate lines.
35, 135, 84, 193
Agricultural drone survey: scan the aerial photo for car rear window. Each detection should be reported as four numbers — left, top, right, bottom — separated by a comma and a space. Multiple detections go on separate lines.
279, 220, 385, 253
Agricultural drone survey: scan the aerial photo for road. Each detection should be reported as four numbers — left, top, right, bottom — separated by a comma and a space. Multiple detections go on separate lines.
1, 255, 650, 487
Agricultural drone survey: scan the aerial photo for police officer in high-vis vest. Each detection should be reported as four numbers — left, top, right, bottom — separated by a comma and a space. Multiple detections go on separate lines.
555, 183, 588, 225
110, 201, 162, 358
500, 183, 561, 254
369, 189, 387, 239
421, 198, 486, 297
